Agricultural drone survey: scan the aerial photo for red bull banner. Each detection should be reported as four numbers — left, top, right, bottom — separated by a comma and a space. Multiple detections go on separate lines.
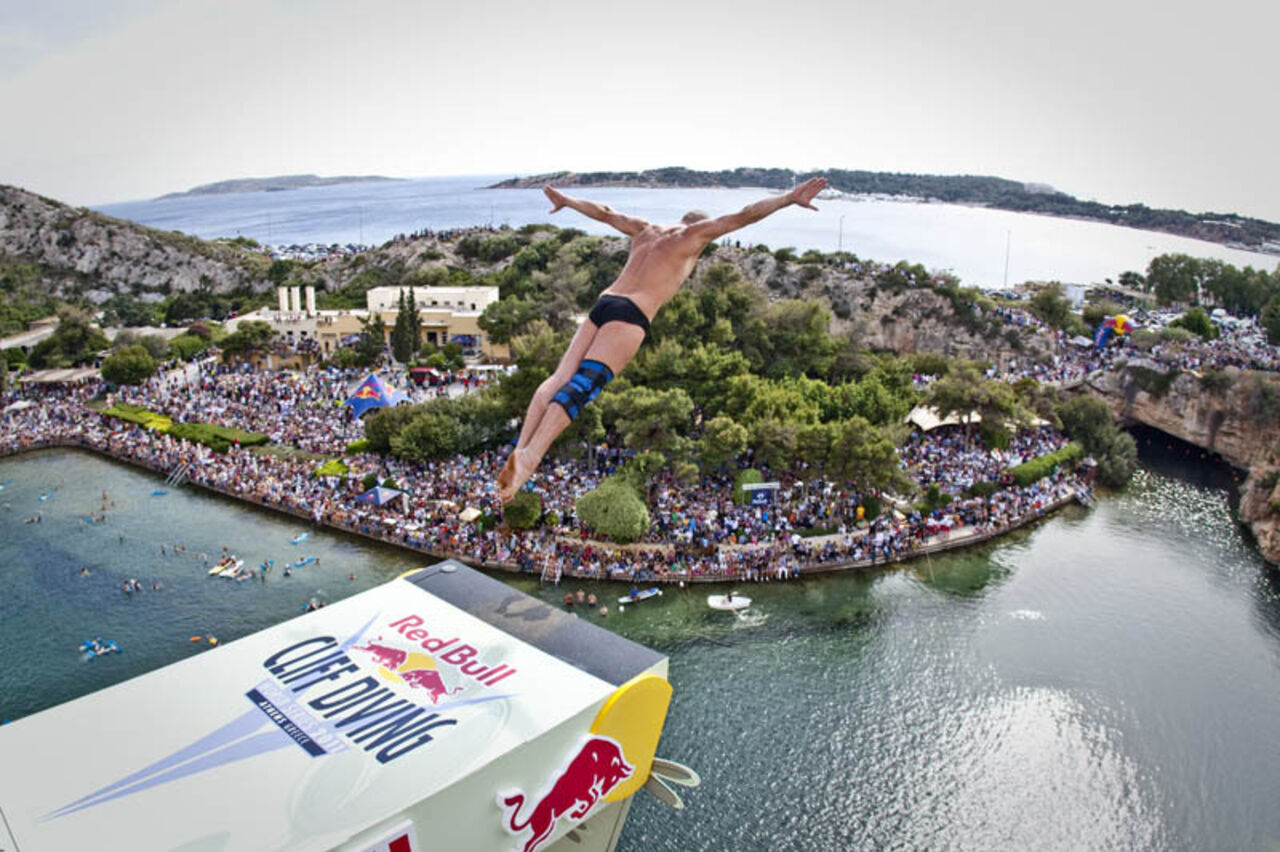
0, 576, 658, 851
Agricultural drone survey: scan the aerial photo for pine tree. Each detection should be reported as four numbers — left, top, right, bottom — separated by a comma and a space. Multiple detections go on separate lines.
391, 289, 412, 363
406, 287, 421, 356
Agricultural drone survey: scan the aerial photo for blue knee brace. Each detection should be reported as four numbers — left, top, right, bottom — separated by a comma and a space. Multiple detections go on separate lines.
551, 359, 614, 420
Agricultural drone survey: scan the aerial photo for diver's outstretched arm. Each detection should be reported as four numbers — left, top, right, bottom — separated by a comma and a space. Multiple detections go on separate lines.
544, 185, 649, 237
686, 176, 827, 243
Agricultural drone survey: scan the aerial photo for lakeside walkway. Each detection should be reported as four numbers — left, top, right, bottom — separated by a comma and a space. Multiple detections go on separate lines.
1, 436, 1086, 584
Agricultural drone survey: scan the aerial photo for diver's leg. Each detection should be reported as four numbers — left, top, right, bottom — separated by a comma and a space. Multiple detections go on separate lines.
500, 323, 645, 503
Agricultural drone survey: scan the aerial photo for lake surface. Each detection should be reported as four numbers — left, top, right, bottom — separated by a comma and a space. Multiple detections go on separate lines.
96, 176, 1279, 289
3, 446, 1279, 850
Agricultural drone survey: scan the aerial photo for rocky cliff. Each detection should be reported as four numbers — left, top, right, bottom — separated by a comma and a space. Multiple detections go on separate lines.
0, 185, 270, 302
1086, 362, 1280, 563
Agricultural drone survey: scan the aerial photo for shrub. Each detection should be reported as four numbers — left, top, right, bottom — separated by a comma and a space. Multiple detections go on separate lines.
1127, 365, 1179, 398
1007, 443, 1083, 486
1198, 369, 1234, 396
314, 459, 349, 477
382, 478, 399, 490
345, 438, 371, 454
103, 403, 172, 432
361, 472, 380, 491
166, 421, 269, 454
100, 345, 156, 386
576, 478, 650, 543
733, 468, 764, 505
860, 494, 882, 521
503, 491, 542, 531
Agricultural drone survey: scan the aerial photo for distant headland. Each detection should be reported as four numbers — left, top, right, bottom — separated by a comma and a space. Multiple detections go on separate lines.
160, 174, 401, 199
491, 167, 1280, 253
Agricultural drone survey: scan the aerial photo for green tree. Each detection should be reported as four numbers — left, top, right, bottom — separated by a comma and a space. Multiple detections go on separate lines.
101, 295, 158, 327
749, 418, 798, 471
478, 298, 539, 344
219, 320, 275, 355
1029, 283, 1078, 332
406, 288, 421, 355
740, 299, 837, 378
28, 306, 109, 368
502, 491, 542, 531
925, 364, 1023, 449
391, 410, 462, 460
391, 290, 413, 363
169, 334, 210, 361
575, 478, 650, 543
827, 417, 907, 493
100, 345, 157, 385
356, 313, 386, 366
601, 385, 695, 459
1262, 297, 1280, 345
0, 350, 8, 393
1169, 307, 1218, 340
1094, 428, 1138, 488
363, 403, 420, 452
698, 416, 748, 469
1147, 254, 1202, 304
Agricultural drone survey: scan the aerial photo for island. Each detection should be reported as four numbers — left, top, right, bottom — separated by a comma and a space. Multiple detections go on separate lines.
160, 173, 401, 199
490, 167, 1280, 253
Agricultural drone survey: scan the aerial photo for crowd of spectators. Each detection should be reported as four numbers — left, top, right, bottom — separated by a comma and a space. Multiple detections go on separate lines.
1, 361, 1090, 583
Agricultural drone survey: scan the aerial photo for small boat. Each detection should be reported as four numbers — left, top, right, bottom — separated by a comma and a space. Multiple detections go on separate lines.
208, 561, 230, 576
80, 639, 121, 657
292, 556, 316, 569
290, 533, 308, 545
707, 593, 751, 612
151, 489, 168, 496
218, 559, 245, 578
619, 587, 663, 605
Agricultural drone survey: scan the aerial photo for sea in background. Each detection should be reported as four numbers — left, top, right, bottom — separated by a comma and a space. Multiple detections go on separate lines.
96, 176, 1279, 290
3, 442, 1280, 850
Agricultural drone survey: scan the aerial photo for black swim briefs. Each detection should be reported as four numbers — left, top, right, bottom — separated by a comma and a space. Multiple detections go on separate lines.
588, 293, 650, 335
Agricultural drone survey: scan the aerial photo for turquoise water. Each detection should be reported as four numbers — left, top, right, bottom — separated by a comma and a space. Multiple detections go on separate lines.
4, 448, 1280, 850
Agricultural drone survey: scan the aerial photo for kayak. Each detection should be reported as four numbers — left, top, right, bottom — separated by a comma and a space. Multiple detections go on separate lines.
707, 594, 751, 612
619, 588, 663, 605
217, 559, 245, 578
208, 562, 232, 576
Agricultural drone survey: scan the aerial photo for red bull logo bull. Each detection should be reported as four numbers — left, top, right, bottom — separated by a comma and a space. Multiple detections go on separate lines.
498, 736, 633, 852
354, 640, 465, 705
353, 384, 381, 399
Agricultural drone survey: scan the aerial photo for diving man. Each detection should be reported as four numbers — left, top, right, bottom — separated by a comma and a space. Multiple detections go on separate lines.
497, 177, 828, 503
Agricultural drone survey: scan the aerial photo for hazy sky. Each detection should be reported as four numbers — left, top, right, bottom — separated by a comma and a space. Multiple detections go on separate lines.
2, 0, 1277, 219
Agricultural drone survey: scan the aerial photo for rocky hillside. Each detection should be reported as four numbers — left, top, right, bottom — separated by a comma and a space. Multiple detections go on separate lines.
307, 226, 1043, 367
0, 185, 270, 303
1086, 361, 1280, 563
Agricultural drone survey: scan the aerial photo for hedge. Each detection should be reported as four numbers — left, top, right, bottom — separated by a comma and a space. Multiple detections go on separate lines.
733, 468, 764, 506
314, 459, 350, 478
1007, 443, 1084, 487
345, 438, 371, 454
103, 403, 171, 432
166, 422, 270, 454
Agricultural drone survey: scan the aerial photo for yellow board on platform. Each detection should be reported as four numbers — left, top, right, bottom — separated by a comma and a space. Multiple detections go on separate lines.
589, 673, 673, 801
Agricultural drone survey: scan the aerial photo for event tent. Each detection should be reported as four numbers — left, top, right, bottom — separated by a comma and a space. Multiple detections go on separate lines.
355, 486, 406, 508
343, 374, 408, 418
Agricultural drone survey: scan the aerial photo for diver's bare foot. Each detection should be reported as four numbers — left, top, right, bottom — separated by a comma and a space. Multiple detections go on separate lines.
498, 449, 535, 504
497, 452, 517, 495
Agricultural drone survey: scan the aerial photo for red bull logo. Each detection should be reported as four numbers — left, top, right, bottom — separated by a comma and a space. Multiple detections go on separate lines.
353, 384, 381, 399
498, 736, 633, 852
354, 639, 465, 705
